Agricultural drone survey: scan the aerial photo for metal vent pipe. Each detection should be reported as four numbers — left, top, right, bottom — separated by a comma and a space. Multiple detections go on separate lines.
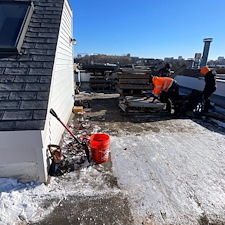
200, 38, 213, 68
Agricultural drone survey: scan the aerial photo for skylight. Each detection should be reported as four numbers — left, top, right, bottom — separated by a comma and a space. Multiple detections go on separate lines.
0, 1, 34, 54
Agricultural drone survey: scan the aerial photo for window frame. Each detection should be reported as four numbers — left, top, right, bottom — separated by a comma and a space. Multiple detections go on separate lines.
0, 1, 34, 54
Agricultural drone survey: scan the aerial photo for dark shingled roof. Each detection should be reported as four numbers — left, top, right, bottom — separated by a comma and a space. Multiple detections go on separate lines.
0, 0, 64, 131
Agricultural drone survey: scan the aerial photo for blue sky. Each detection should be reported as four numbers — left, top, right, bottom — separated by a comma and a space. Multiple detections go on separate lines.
71, 0, 225, 60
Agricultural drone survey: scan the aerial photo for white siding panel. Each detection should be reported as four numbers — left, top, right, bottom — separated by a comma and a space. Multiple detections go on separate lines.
61, 23, 71, 37
55, 64, 71, 71
0, 130, 43, 182
57, 49, 72, 59
57, 41, 71, 51
43, 0, 74, 149
61, 7, 71, 33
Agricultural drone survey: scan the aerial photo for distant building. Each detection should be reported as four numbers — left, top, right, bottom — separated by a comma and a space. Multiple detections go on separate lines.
193, 53, 201, 68
187, 58, 194, 69
164, 57, 174, 62
218, 56, 225, 61
76, 54, 132, 66
178, 56, 183, 60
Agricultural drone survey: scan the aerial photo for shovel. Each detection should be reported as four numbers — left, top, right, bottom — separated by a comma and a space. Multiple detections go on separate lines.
50, 108, 91, 163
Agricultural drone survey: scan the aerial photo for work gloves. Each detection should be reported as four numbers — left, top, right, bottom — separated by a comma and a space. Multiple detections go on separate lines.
147, 93, 158, 102
151, 96, 158, 102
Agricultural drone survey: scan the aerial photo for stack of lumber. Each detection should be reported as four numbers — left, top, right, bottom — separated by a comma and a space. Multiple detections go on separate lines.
115, 73, 153, 96
89, 76, 114, 90
82, 64, 117, 90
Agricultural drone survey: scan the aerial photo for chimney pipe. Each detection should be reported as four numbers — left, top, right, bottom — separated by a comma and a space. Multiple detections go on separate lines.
200, 38, 213, 68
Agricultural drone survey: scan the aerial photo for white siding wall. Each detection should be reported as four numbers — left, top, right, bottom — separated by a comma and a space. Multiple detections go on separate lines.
42, 0, 73, 149
40, 0, 74, 182
0, 131, 43, 183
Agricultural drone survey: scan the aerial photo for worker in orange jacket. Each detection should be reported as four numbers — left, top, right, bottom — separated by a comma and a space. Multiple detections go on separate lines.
150, 76, 179, 112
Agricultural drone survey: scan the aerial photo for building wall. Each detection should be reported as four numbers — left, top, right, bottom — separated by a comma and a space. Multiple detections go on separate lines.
0, 131, 43, 183
0, 0, 72, 183
37, 0, 74, 183
42, 0, 74, 153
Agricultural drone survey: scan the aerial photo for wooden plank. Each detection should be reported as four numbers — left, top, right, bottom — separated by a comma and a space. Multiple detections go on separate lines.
115, 86, 130, 95
90, 79, 113, 84
115, 86, 143, 96
90, 83, 112, 89
116, 73, 152, 79
215, 103, 225, 110
118, 78, 150, 84
115, 85, 123, 94
118, 102, 127, 112
118, 102, 164, 114
125, 96, 165, 108
120, 68, 152, 74
128, 101, 164, 109
171, 64, 187, 78
203, 112, 225, 122
118, 84, 153, 89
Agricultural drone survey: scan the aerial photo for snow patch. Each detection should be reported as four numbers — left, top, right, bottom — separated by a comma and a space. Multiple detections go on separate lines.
0, 166, 119, 225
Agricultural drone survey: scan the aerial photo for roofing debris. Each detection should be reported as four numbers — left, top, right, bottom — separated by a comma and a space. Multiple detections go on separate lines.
48, 103, 102, 176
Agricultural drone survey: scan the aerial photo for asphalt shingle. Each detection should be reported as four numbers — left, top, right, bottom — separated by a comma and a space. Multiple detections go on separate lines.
0, 0, 64, 131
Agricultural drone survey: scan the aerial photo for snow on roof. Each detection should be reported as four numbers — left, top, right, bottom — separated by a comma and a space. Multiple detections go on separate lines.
0, 165, 121, 224
1, 119, 225, 224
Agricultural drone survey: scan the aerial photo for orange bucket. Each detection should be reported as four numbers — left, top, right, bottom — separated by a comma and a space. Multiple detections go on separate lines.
90, 133, 110, 164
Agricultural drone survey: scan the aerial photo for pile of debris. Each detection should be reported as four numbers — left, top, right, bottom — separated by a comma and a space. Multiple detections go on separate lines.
48, 107, 101, 177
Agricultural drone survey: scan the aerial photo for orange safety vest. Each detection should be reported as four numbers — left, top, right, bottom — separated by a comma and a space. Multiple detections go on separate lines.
152, 76, 173, 97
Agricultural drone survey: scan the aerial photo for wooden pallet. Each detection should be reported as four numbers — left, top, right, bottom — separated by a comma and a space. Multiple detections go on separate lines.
115, 86, 144, 96
116, 73, 152, 79
90, 83, 114, 90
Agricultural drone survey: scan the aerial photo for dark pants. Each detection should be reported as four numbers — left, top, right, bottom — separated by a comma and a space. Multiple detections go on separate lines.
160, 80, 179, 112
167, 80, 179, 100
203, 87, 216, 111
